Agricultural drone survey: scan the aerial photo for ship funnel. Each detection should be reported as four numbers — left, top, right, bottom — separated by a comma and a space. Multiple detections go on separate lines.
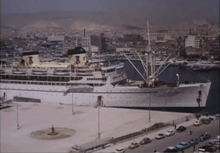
176, 74, 180, 86
22, 51, 40, 67
67, 47, 89, 67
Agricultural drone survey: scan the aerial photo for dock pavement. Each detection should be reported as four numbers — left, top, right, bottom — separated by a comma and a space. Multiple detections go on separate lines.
0, 102, 201, 152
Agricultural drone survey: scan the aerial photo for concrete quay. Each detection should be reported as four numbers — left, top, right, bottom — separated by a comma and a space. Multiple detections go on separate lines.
1, 102, 195, 152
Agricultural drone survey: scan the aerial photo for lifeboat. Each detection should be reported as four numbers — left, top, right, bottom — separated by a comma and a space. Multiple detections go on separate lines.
32, 69, 48, 75
12, 70, 26, 74
53, 68, 70, 75
78, 67, 93, 71
55, 68, 70, 72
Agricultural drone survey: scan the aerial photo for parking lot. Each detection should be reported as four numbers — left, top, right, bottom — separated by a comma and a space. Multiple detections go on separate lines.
116, 117, 220, 153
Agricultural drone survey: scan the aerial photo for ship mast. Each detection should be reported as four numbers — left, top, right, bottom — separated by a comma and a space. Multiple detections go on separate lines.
145, 18, 156, 87
146, 19, 151, 77
147, 19, 155, 77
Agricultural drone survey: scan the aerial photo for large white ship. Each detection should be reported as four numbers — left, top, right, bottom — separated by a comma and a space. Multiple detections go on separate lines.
0, 20, 211, 111
0, 46, 211, 110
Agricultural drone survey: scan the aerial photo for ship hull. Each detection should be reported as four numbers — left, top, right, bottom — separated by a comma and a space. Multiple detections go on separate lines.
0, 82, 211, 108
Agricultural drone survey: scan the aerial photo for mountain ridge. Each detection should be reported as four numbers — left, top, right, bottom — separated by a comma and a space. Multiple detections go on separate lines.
1, 11, 218, 32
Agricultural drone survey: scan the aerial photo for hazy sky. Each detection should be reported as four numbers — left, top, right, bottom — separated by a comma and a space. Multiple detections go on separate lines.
1, 0, 219, 20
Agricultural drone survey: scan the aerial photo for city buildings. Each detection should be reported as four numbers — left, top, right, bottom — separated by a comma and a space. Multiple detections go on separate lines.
144, 33, 173, 42
209, 36, 220, 60
81, 34, 106, 53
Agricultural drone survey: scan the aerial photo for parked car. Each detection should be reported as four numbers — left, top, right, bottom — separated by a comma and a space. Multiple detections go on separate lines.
114, 148, 125, 153
200, 133, 211, 142
128, 142, 139, 149
193, 120, 202, 126
165, 130, 175, 137
208, 117, 214, 121
156, 133, 166, 140
139, 137, 151, 145
200, 118, 210, 125
190, 138, 200, 145
209, 138, 219, 144
207, 140, 219, 149
176, 126, 186, 133
199, 144, 216, 152
163, 146, 178, 153
175, 141, 191, 150
213, 141, 220, 149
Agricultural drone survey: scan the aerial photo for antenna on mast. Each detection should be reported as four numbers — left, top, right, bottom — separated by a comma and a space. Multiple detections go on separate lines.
147, 18, 151, 52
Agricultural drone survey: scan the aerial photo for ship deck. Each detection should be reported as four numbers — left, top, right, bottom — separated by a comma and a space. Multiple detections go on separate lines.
1, 102, 192, 152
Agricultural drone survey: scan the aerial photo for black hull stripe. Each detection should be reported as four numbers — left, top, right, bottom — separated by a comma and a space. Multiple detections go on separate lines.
107, 106, 206, 113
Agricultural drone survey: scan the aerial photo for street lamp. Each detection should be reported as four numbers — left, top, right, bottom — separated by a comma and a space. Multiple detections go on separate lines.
71, 93, 77, 115
72, 92, 74, 115
97, 96, 103, 139
74, 97, 77, 114
149, 94, 151, 122
16, 95, 21, 130
98, 105, 101, 138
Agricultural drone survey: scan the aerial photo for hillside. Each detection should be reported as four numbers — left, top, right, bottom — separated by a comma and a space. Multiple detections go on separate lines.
1, 11, 217, 33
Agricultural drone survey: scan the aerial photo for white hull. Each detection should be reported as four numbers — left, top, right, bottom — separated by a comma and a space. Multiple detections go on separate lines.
0, 82, 211, 108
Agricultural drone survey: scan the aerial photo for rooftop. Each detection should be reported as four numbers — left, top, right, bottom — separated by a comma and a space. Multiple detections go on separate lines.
48, 36, 64, 42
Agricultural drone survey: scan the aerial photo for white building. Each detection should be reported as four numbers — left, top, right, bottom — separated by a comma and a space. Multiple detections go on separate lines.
82, 36, 91, 50
116, 47, 135, 53
90, 46, 99, 53
144, 33, 173, 42
185, 35, 201, 48
47, 35, 64, 42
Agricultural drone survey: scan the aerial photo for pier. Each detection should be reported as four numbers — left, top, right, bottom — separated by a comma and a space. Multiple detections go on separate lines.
1, 101, 197, 152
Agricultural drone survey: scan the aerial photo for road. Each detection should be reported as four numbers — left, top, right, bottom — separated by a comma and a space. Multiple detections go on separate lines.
125, 119, 220, 153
